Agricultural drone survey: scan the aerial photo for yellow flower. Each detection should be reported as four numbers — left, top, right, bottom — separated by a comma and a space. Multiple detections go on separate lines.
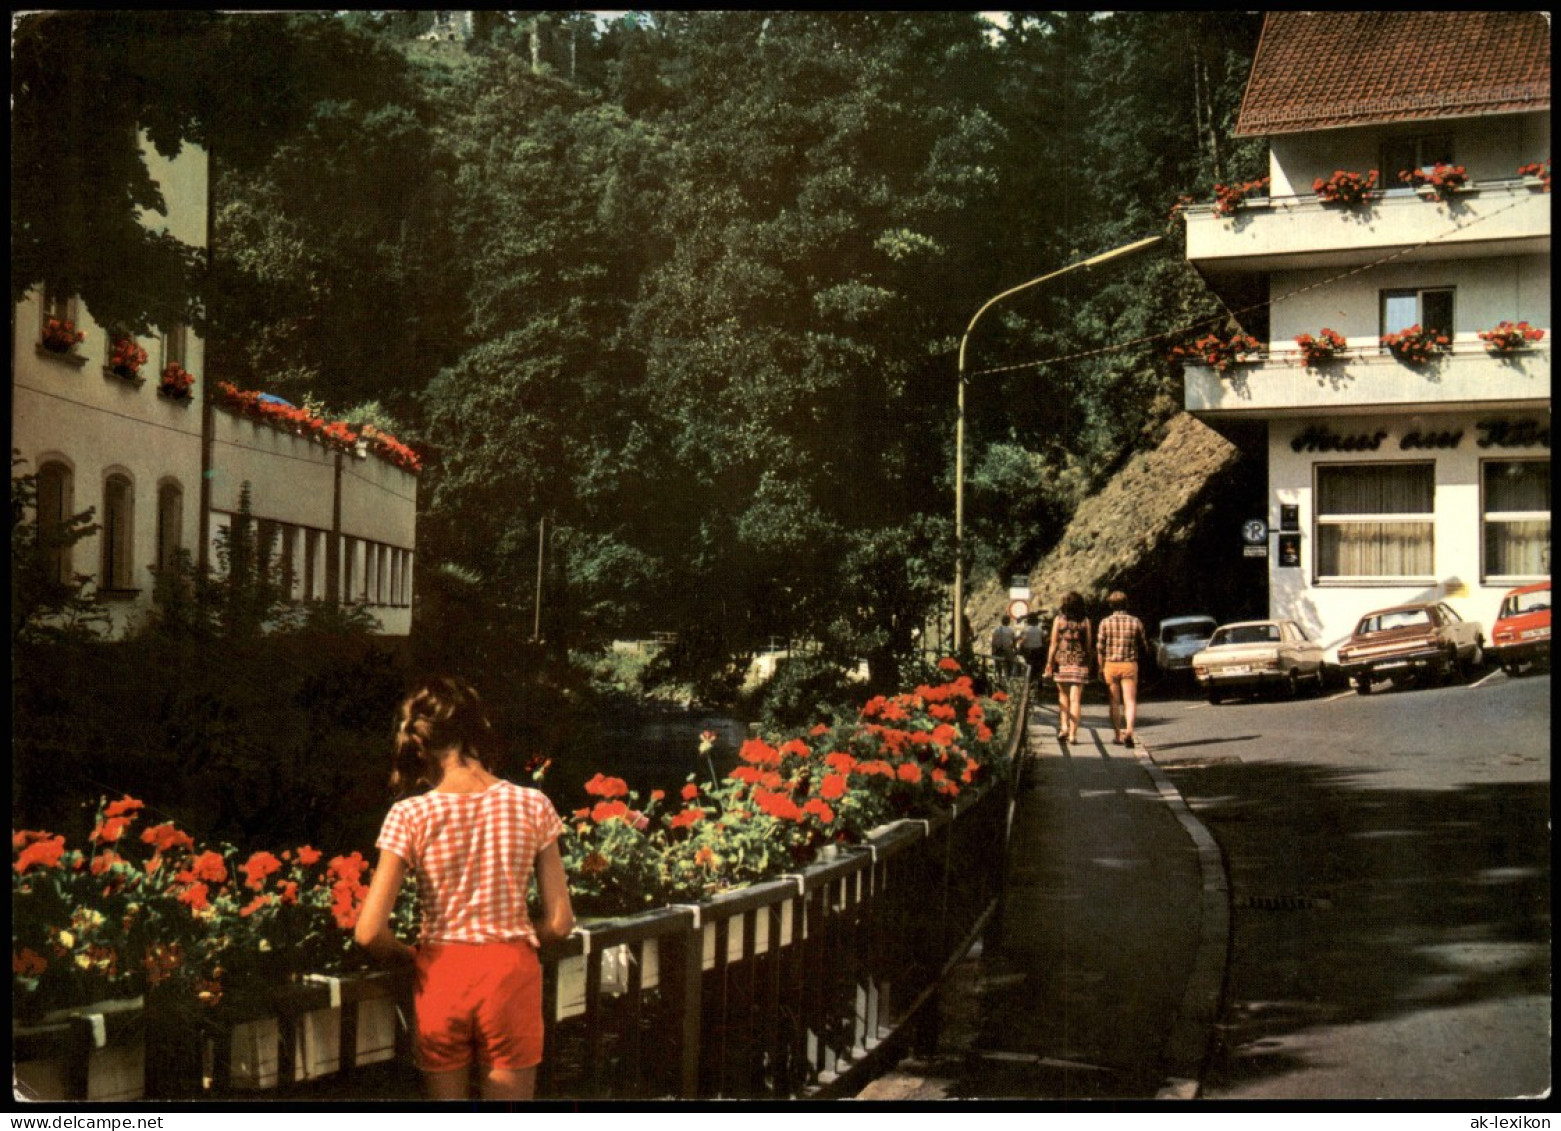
57, 929, 75, 949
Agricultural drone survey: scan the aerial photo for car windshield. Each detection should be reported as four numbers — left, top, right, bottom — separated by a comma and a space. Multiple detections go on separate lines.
1162, 621, 1215, 643
1210, 624, 1279, 646
1358, 608, 1430, 634
1501, 589, 1551, 618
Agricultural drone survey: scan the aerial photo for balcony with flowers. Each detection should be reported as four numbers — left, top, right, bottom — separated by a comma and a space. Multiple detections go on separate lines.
1182, 175, 1550, 274
1182, 332, 1551, 419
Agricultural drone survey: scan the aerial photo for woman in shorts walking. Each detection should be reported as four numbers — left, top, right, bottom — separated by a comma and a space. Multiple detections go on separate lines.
1044, 591, 1093, 743
356, 676, 574, 1101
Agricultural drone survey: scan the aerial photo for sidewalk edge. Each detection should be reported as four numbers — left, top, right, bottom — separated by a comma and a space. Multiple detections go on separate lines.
1136, 742, 1231, 1099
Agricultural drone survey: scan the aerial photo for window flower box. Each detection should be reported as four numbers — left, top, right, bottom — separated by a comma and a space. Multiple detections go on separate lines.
158, 362, 196, 403
1517, 160, 1550, 192
1313, 169, 1380, 208
1400, 162, 1469, 202
1294, 328, 1348, 368
1170, 330, 1263, 374
1211, 176, 1270, 219
41, 317, 86, 354
1381, 324, 1450, 366
1477, 320, 1545, 355
105, 336, 149, 385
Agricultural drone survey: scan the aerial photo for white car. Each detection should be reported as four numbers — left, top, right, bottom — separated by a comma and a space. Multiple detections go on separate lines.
1154, 616, 1218, 678
1192, 619, 1327, 703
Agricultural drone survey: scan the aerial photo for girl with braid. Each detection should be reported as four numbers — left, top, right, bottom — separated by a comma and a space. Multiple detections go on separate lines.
355, 676, 574, 1101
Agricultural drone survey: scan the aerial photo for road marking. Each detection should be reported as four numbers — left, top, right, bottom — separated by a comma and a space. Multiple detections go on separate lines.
1321, 688, 1355, 702
1469, 669, 1502, 689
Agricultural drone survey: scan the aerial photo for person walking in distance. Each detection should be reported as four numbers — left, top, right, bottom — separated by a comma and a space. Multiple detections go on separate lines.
1097, 590, 1151, 748
1044, 592, 1093, 743
990, 614, 1018, 681
355, 676, 575, 1101
1019, 612, 1049, 690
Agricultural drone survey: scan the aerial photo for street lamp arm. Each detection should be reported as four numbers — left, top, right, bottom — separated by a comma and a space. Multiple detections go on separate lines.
958, 236, 1162, 379
952, 233, 1161, 655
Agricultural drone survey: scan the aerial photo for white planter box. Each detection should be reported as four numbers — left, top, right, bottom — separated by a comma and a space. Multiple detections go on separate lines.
14, 1040, 145, 1103
355, 996, 398, 1066
226, 1016, 283, 1090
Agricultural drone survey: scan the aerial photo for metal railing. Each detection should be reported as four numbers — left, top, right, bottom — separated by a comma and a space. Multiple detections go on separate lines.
17, 678, 1030, 1102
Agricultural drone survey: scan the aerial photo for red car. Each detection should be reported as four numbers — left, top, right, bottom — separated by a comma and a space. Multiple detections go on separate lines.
1489, 581, 1551, 675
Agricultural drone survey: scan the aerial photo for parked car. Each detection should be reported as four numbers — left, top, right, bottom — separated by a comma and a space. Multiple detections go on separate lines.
1190, 619, 1326, 703
1489, 580, 1550, 675
1153, 616, 1218, 681
1336, 601, 1485, 694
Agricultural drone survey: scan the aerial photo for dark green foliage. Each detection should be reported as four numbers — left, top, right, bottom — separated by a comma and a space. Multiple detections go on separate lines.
15, 11, 1267, 707
750, 653, 864, 734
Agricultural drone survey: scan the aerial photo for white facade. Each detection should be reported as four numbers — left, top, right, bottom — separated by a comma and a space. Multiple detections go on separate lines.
1183, 70, 1549, 658
13, 134, 418, 637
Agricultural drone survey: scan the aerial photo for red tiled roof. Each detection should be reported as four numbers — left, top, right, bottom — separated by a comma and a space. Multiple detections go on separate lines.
1235, 11, 1551, 137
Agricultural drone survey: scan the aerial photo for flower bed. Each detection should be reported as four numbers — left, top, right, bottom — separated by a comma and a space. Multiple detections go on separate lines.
12, 801, 412, 1024
212, 382, 422, 474
1477, 320, 1545, 355
558, 659, 1011, 918
14, 660, 1010, 1012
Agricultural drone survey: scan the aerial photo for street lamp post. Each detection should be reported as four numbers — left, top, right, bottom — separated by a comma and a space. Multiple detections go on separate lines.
953, 235, 1162, 654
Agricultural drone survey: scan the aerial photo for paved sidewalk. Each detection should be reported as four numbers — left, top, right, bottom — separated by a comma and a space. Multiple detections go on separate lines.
858, 702, 1229, 1101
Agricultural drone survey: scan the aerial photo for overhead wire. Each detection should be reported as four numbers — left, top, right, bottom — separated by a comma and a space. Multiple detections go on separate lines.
967, 190, 1535, 379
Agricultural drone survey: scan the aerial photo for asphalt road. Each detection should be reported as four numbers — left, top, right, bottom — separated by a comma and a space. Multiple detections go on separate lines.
1143, 667, 1551, 1101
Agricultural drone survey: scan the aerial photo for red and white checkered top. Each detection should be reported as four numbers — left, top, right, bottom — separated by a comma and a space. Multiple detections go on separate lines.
377, 780, 564, 946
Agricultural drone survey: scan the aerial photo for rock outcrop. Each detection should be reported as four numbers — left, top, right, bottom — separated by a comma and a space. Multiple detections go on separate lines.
969, 412, 1267, 640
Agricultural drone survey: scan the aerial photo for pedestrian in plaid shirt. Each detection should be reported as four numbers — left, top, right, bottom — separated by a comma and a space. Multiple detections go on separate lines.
1096, 590, 1150, 748
356, 676, 574, 1101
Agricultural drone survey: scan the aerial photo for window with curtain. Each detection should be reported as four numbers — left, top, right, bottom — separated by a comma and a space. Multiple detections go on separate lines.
1381, 288, 1454, 339
1316, 463, 1435, 579
102, 474, 135, 590
1483, 459, 1551, 579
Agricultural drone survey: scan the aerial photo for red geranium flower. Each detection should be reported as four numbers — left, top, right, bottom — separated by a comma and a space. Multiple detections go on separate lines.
295, 845, 322, 866
670, 808, 706, 830
937, 657, 962, 672
178, 850, 228, 885
178, 882, 211, 912
897, 763, 923, 784
803, 798, 835, 824
681, 782, 700, 801
591, 800, 630, 824
819, 773, 849, 801
140, 823, 195, 854
103, 797, 144, 819
584, 772, 630, 799
242, 851, 283, 890
15, 835, 66, 873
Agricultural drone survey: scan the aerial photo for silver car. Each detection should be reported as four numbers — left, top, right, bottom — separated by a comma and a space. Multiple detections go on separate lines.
1154, 616, 1218, 678
1192, 619, 1327, 703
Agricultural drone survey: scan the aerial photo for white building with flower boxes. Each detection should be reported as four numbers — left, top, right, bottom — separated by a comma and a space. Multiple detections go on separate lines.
1179, 10, 1550, 659
12, 134, 419, 638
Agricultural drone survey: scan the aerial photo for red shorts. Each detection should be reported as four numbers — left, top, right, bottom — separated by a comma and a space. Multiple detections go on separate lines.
414, 939, 544, 1072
